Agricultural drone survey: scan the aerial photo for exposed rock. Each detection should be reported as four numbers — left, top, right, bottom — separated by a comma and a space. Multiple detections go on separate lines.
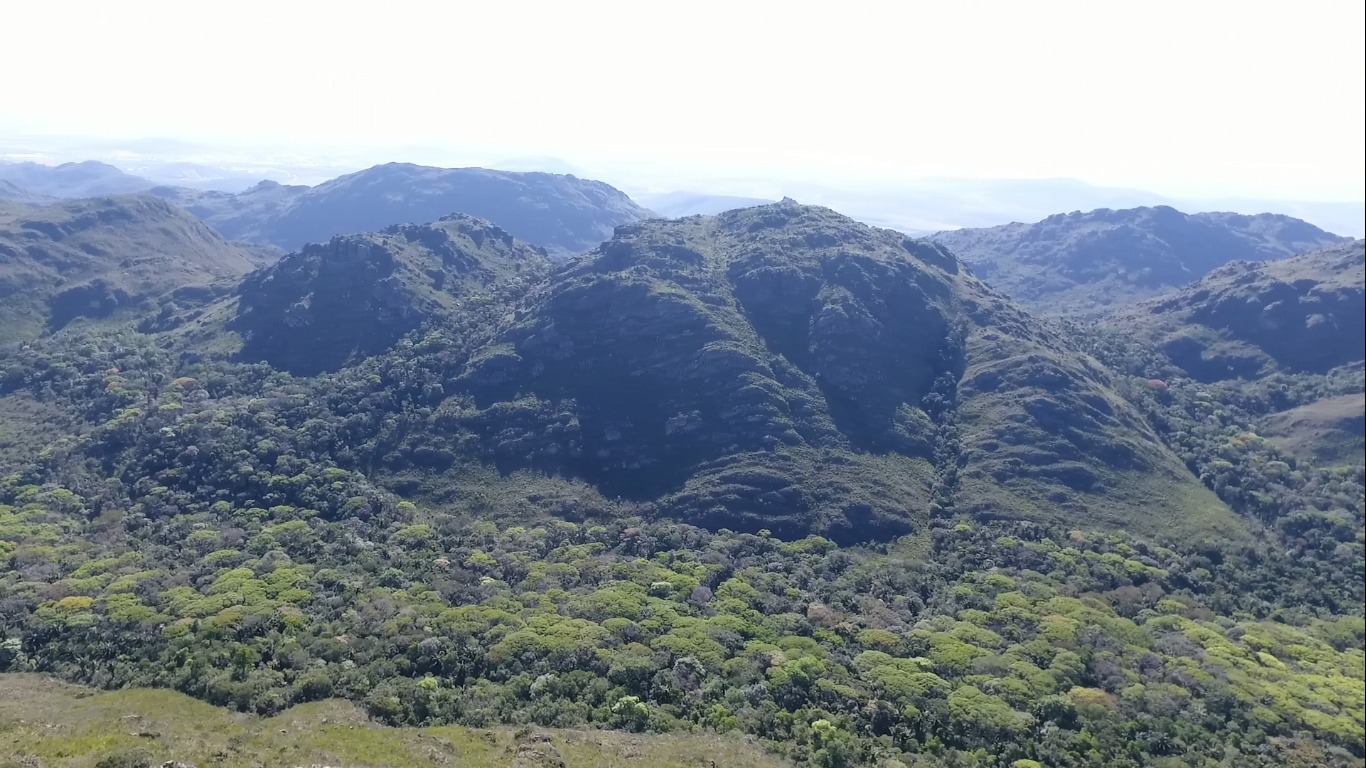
509, 732, 565, 768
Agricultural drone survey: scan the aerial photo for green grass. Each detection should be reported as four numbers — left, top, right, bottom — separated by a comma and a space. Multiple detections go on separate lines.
0, 674, 790, 768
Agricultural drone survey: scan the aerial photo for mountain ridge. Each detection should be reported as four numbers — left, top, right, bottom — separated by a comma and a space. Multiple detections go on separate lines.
153, 162, 655, 258
932, 205, 1349, 314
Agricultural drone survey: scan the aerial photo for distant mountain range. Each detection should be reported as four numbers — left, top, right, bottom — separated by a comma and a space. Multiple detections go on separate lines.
932, 206, 1349, 314
1, 160, 654, 259
152, 163, 654, 259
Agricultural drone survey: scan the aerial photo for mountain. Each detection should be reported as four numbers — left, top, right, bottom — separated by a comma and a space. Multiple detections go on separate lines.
229, 214, 551, 376
1107, 240, 1365, 381
930, 206, 1348, 313
0, 195, 260, 342
440, 202, 1231, 542
154, 163, 655, 258
0, 160, 155, 198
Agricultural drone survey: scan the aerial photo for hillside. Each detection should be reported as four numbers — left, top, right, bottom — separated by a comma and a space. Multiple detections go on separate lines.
0, 195, 260, 342
1108, 240, 1365, 381
932, 205, 1348, 313
437, 202, 1231, 541
229, 215, 552, 375
154, 163, 655, 258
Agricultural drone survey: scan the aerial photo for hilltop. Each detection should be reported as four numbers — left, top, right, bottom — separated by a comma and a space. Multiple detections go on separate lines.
933, 205, 1348, 314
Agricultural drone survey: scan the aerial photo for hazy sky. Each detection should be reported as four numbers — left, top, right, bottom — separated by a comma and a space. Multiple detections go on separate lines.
3, 0, 1363, 200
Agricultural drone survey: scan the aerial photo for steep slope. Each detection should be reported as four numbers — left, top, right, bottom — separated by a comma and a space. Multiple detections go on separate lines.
933, 205, 1348, 313
0, 160, 155, 198
231, 214, 552, 375
1109, 240, 1365, 381
154, 163, 654, 258
445, 202, 1231, 542
0, 195, 260, 342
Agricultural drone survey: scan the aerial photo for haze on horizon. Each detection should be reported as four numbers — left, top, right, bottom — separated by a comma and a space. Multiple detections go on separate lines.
2, 0, 1363, 205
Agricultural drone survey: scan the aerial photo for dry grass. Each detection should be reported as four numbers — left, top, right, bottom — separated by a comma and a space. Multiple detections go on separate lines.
0, 674, 789, 768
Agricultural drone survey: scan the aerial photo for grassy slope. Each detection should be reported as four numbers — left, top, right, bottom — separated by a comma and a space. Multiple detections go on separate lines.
0, 675, 789, 768
1261, 392, 1366, 467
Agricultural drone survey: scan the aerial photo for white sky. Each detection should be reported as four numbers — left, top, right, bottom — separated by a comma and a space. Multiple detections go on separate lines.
2, 0, 1363, 201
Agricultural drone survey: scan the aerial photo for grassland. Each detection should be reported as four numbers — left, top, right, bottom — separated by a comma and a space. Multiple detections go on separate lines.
0, 675, 790, 768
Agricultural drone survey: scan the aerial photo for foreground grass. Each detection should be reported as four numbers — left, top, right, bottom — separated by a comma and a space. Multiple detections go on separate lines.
0, 674, 789, 768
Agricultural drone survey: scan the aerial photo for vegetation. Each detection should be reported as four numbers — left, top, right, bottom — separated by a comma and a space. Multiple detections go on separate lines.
0, 674, 784, 767
0, 203, 1361, 766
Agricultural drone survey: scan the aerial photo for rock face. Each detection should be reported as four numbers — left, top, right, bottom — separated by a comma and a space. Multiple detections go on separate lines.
0, 195, 259, 342
445, 202, 1227, 542
232, 214, 551, 375
932, 206, 1348, 314
156, 163, 654, 259
1110, 240, 1365, 380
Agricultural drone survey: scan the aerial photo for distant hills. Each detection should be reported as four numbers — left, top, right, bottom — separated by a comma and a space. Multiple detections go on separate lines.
0, 160, 152, 199
933, 206, 1348, 314
3, 159, 655, 259
0, 195, 261, 342
1109, 239, 1365, 381
153, 163, 654, 258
